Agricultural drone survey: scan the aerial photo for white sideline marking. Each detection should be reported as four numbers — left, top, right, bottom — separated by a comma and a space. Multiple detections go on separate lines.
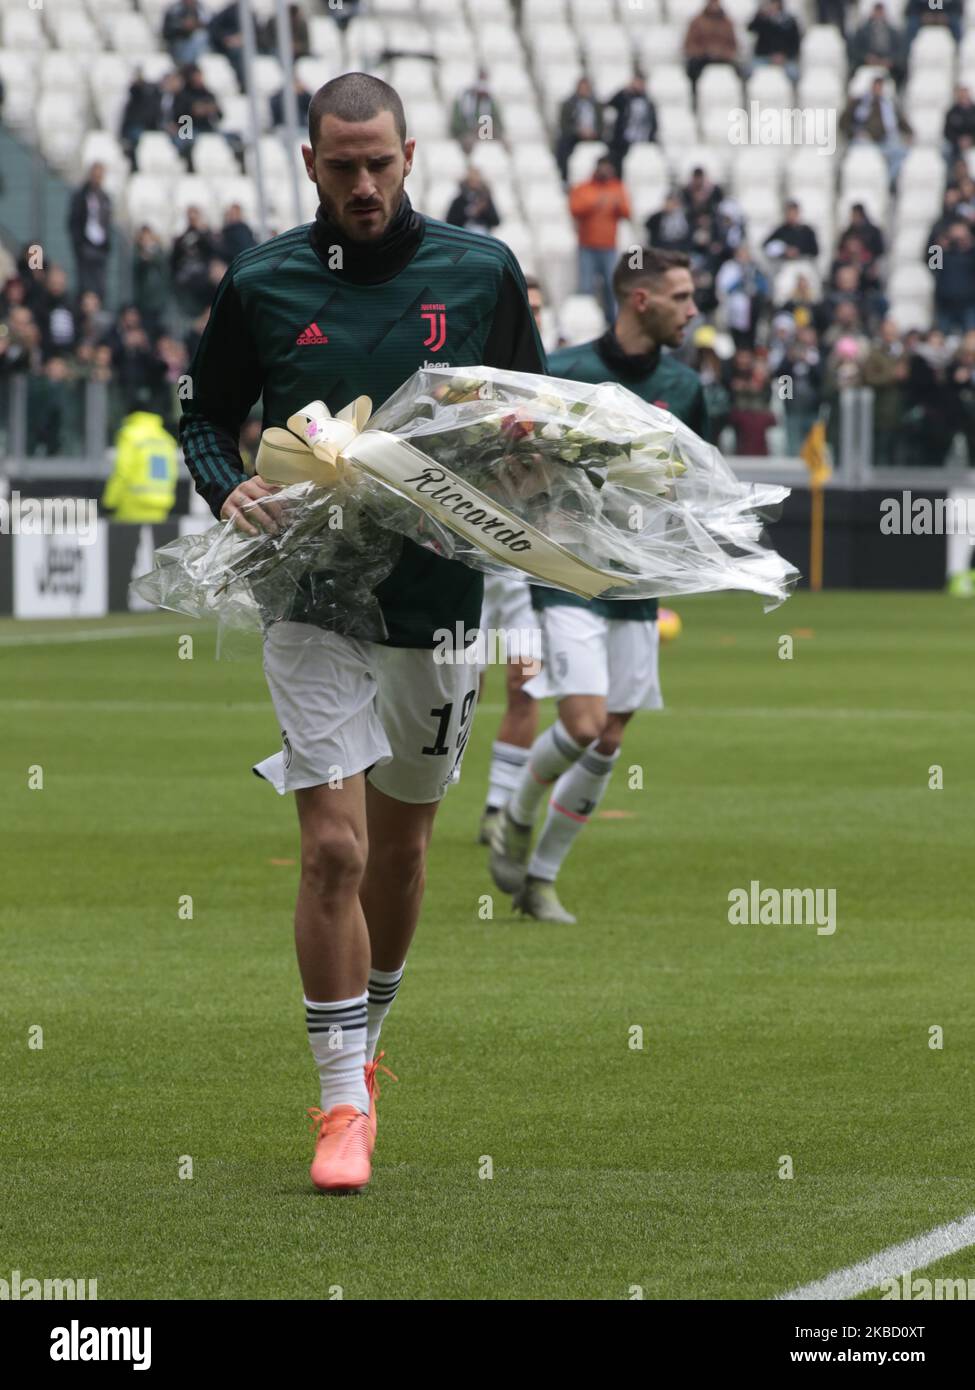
0, 624, 189, 647
777, 1212, 975, 1300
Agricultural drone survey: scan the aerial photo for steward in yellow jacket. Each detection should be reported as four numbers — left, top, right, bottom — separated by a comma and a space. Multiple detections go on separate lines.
102, 412, 179, 522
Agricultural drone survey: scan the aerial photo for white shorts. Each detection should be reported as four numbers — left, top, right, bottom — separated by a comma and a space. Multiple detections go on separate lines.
479, 572, 540, 666
522, 605, 663, 713
253, 621, 480, 803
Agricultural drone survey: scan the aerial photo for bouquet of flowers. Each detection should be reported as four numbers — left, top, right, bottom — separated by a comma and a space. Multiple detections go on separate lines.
133, 365, 797, 641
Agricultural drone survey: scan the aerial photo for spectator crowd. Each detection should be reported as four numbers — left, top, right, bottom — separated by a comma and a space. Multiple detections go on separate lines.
2, 0, 974, 463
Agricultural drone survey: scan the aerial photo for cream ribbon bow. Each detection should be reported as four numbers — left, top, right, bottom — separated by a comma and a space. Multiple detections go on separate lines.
251, 397, 634, 601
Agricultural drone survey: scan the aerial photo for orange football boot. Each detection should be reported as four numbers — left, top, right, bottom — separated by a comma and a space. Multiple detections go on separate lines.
363, 1051, 398, 1150
307, 1104, 371, 1194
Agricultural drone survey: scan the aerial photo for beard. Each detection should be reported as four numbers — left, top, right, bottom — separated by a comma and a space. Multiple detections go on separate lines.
643, 309, 683, 349
316, 175, 405, 242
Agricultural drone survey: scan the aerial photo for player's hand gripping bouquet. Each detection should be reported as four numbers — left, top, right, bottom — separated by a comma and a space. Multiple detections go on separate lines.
133, 366, 797, 639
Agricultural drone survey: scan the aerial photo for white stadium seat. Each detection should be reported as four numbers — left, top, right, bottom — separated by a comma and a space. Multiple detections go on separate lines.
103, 13, 156, 52
567, 0, 617, 20
887, 298, 932, 332
422, 139, 468, 182
661, 106, 701, 147
495, 220, 537, 275
731, 146, 786, 194
220, 94, 267, 137
899, 149, 947, 200
431, 28, 477, 64
738, 186, 782, 229
904, 74, 951, 114
634, 25, 684, 68
1, 9, 46, 49
294, 56, 337, 94
697, 106, 734, 146
629, 182, 670, 226
841, 145, 889, 197
746, 66, 795, 108
409, 101, 449, 140
890, 225, 929, 265
558, 294, 605, 346
134, 54, 177, 84
535, 221, 578, 307
522, 178, 572, 226
469, 143, 513, 185
909, 28, 958, 76
513, 142, 561, 180
251, 55, 285, 98
473, 23, 523, 60
137, 132, 183, 175
197, 54, 240, 103
618, 0, 663, 24
647, 64, 693, 111
173, 175, 219, 225
801, 24, 848, 74
696, 64, 743, 112
424, 179, 461, 222
797, 68, 846, 112
50, 11, 100, 52
785, 146, 836, 197
210, 177, 260, 227
126, 174, 174, 236
671, 143, 731, 185
191, 133, 239, 177
909, 106, 948, 146
567, 140, 609, 186
503, 101, 547, 139
623, 144, 668, 186
79, 131, 127, 175
837, 187, 889, 226
578, 29, 633, 67
887, 264, 934, 305
521, 0, 569, 19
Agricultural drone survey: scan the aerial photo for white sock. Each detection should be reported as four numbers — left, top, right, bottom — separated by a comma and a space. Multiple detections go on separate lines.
527, 745, 619, 881
508, 719, 589, 828
304, 993, 369, 1114
486, 740, 530, 811
366, 965, 404, 1060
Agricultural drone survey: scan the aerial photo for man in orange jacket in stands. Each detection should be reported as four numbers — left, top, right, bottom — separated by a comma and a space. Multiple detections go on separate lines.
568, 155, 631, 325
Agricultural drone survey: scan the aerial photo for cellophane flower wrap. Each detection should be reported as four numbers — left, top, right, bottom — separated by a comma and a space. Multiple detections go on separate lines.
133, 365, 797, 641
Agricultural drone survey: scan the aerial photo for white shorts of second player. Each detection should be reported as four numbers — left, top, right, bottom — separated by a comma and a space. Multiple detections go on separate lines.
523, 606, 664, 713
253, 621, 479, 803
478, 572, 541, 668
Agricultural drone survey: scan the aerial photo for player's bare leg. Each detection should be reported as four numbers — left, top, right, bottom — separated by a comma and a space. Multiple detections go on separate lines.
295, 776, 370, 1000
479, 658, 540, 843
359, 782, 438, 973
295, 776, 373, 1193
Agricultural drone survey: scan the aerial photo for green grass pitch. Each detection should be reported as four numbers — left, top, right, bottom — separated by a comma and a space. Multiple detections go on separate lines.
1, 591, 973, 1300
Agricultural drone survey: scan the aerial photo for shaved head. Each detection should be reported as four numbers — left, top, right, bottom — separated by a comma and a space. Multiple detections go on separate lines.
308, 72, 407, 150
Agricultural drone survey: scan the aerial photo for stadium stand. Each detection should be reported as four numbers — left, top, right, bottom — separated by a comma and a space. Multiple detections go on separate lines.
2, 0, 975, 466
